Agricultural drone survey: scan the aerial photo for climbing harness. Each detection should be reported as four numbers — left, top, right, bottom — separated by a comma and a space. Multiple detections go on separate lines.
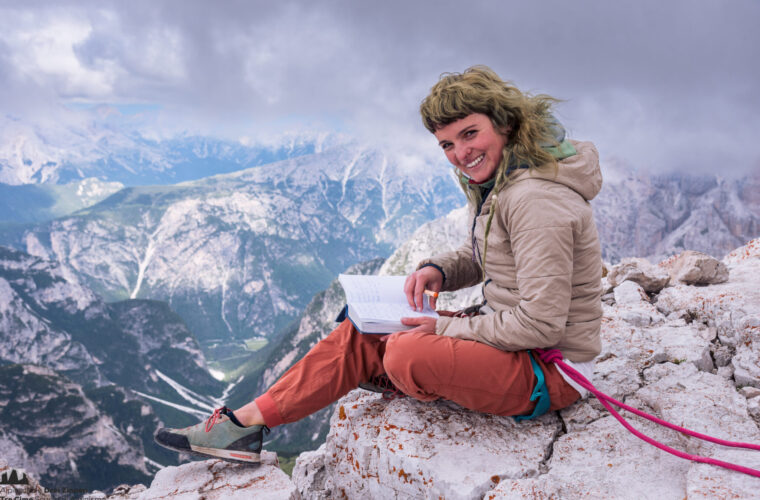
513, 350, 551, 422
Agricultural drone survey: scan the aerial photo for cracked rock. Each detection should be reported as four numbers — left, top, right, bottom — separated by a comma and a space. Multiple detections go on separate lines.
711, 344, 733, 367
293, 390, 561, 499
659, 250, 729, 285
608, 257, 670, 293
125, 454, 296, 500
740, 386, 760, 399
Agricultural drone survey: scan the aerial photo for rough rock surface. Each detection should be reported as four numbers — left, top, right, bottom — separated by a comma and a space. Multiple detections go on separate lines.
293, 392, 562, 499
92, 452, 296, 500
659, 250, 729, 285
657, 238, 760, 389
607, 257, 670, 292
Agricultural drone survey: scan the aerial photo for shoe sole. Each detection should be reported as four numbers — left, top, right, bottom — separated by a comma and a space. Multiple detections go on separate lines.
190, 445, 261, 463
155, 433, 262, 465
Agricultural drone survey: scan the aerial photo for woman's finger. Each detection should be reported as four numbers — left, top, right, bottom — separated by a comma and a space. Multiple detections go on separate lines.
404, 274, 416, 309
413, 276, 426, 311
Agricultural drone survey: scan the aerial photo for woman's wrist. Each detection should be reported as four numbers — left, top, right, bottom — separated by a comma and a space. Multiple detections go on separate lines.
418, 262, 446, 285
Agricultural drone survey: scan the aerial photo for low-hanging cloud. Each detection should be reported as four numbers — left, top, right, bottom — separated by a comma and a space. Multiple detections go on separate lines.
0, 0, 758, 175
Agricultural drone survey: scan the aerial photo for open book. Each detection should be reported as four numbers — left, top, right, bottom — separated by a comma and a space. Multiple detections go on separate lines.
338, 274, 439, 334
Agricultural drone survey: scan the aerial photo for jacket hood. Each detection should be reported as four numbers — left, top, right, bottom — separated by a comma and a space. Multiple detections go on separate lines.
511, 140, 602, 201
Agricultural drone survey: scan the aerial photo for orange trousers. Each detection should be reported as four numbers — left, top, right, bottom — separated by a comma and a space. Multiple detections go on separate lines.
255, 319, 580, 428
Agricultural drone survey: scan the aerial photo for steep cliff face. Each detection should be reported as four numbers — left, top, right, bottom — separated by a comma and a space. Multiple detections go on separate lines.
0, 246, 224, 403
0, 246, 227, 491
593, 168, 760, 262
0, 364, 151, 492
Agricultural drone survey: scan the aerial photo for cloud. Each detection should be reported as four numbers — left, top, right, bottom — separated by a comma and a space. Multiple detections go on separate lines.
0, 0, 758, 175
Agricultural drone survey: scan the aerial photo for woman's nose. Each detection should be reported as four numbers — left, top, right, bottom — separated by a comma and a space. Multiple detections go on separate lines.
456, 145, 471, 164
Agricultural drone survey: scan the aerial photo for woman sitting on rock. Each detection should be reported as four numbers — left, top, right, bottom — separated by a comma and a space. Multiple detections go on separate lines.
155, 65, 604, 463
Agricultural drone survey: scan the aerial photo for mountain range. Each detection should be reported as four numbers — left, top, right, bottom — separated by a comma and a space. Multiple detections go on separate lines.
594, 162, 760, 262
0, 114, 336, 186
0, 143, 463, 370
1, 123, 759, 493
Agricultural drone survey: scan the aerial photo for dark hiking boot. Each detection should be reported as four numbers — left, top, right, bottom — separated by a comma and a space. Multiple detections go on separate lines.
359, 374, 406, 400
154, 406, 269, 464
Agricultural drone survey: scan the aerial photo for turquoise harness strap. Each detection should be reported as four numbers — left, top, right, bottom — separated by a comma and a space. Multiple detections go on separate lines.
514, 350, 551, 422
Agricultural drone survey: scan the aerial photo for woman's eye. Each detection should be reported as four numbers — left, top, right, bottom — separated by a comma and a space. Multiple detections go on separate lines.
441, 143, 452, 151
464, 130, 477, 138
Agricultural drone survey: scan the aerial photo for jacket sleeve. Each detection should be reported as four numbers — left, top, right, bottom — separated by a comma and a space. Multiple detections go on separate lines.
416, 239, 483, 292
435, 189, 575, 350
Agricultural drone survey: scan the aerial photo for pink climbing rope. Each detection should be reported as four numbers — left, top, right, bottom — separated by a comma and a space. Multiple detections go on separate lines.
534, 348, 760, 479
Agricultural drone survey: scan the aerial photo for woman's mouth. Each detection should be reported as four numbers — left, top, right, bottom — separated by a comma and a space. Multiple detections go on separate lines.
465, 154, 484, 169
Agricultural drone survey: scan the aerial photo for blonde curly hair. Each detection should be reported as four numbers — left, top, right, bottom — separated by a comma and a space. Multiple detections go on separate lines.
420, 65, 561, 207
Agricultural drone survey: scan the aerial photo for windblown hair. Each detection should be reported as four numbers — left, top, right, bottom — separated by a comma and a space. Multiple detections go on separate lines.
420, 65, 561, 207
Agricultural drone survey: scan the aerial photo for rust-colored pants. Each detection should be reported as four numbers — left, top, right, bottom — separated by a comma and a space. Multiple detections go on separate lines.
255, 319, 580, 428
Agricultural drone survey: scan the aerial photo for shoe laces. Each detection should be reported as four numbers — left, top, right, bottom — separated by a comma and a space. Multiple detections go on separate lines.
205, 406, 271, 435
205, 406, 229, 433
372, 374, 405, 401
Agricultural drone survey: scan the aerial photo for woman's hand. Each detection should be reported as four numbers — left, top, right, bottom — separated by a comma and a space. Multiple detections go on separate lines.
394, 316, 437, 335
404, 266, 444, 311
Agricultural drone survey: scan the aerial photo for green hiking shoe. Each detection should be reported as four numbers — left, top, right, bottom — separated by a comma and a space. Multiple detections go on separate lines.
154, 406, 269, 464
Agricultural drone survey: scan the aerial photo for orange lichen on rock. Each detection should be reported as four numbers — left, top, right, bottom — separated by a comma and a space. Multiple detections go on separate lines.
398, 468, 411, 482
339, 405, 347, 420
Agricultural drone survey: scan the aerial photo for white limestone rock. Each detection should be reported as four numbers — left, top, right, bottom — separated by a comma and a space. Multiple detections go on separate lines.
644, 324, 714, 372
722, 237, 760, 267
293, 390, 562, 500
659, 250, 729, 285
291, 446, 332, 500
740, 386, 760, 399
717, 364, 735, 380
747, 397, 760, 424
638, 363, 760, 455
607, 257, 670, 293
126, 454, 296, 500
558, 402, 604, 433
610, 280, 664, 327
612, 279, 649, 305
656, 241, 760, 389
686, 448, 760, 499
592, 311, 713, 398
488, 413, 690, 499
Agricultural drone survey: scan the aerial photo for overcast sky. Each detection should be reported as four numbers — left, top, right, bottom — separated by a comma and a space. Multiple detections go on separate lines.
1, 0, 758, 175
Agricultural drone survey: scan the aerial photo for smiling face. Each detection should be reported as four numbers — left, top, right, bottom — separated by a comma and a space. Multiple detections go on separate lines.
434, 113, 508, 184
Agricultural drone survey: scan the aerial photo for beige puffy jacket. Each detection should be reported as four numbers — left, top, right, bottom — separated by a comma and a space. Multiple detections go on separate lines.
419, 140, 603, 362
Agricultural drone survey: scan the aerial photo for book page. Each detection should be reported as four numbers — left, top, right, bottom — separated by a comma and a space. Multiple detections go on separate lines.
350, 301, 437, 323
338, 274, 408, 304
